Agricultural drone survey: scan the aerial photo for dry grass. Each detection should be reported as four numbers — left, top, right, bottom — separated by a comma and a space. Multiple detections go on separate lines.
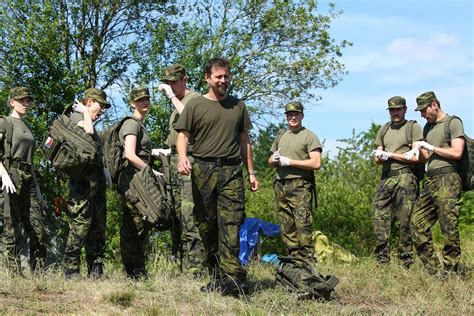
0, 234, 473, 314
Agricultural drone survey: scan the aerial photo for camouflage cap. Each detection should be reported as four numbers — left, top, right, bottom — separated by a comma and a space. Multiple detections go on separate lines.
84, 88, 111, 108
386, 96, 406, 109
9, 86, 34, 101
161, 64, 186, 81
415, 91, 437, 111
130, 86, 150, 101
284, 101, 304, 113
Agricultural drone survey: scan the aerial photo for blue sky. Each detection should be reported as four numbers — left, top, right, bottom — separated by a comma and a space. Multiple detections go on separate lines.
302, 0, 473, 157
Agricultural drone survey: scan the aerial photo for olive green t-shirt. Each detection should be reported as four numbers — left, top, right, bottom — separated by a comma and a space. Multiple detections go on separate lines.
374, 120, 423, 172
174, 95, 252, 159
119, 117, 152, 162
424, 115, 464, 171
0, 116, 35, 165
271, 127, 322, 180
166, 91, 200, 149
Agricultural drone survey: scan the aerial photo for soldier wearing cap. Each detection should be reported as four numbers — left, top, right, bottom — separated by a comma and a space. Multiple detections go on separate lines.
63, 87, 111, 279
156, 65, 206, 274
371, 96, 422, 266
175, 58, 259, 296
0, 86, 46, 274
117, 86, 166, 279
409, 91, 466, 275
268, 101, 322, 262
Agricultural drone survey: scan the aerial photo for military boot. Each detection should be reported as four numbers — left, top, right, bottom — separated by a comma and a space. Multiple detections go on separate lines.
89, 263, 104, 279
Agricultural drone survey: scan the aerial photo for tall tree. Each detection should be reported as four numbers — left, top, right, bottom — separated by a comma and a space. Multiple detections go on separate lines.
0, 0, 169, 115
136, 0, 351, 126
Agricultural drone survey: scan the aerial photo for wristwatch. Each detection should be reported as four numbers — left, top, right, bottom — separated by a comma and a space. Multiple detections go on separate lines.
248, 170, 256, 176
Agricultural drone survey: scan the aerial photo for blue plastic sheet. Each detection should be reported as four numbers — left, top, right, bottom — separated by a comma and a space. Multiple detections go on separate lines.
239, 217, 280, 265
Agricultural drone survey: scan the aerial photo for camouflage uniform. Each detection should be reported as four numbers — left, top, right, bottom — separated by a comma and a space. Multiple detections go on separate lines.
411, 91, 464, 273
174, 94, 252, 284
118, 87, 153, 278
274, 177, 315, 259
372, 97, 422, 265
271, 102, 322, 261
1, 90, 46, 273
373, 172, 418, 263
63, 110, 107, 275
164, 80, 205, 272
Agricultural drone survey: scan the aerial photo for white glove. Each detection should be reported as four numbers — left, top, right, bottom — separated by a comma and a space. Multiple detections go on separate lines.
404, 148, 420, 161
157, 84, 175, 99
1, 170, 16, 194
103, 168, 113, 187
72, 99, 87, 113
416, 141, 435, 152
373, 149, 392, 161
152, 169, 165, 181
151, 148, 172, 157
278, 156, 290, 167
272, 149, 281, 162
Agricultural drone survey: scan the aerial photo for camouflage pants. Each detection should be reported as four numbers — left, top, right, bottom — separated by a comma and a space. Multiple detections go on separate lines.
117, 165, 154, 277
192, 161, 246, 282
170, 155, 205, 273
372, 172, 418, 263
63, 174, 106, 273
410, 172, 462, 272
274, 178, 316, 261
119, 197, 153, 277
2, 167, 46, 272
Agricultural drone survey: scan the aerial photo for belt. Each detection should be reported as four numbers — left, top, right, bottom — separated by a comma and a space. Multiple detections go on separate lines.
426, 166, 456, 177
10, 160, 31, 172
381, 167, 411, 179
193, 156, 241, 167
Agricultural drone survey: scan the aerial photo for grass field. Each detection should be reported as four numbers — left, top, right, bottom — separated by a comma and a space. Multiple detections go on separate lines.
0, 229, 472, 314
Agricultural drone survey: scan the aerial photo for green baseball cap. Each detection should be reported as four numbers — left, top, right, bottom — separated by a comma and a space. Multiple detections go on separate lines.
387, 96, 406, 109
161, 64, 186, 81
415, 91, 437, 111
84, 88, 111, 108
284, 101, 304, 113
9, 86, 34, 101
130, 87, 150, 101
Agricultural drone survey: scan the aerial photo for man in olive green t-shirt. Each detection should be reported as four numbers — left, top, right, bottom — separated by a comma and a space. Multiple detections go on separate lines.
410, 91, 466, 275
268, 101, 322, 262
175, 58, 259, 297
371, 96, 422, 267
156, 64, 205, 274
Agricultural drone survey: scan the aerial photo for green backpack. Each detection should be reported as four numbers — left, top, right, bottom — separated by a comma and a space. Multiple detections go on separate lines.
275, 255, 339, 300
40, 108, 100, 179
380, 120, 426, 181
424, 115, 474, 191
122, 162, 174, 229
101, 116, 140, 184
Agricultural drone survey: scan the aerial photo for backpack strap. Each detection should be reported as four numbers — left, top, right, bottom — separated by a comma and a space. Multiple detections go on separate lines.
405, 120, 416, 146
1, 116, 14, 170
443, 115, 464, 144
379, 122, 391, 148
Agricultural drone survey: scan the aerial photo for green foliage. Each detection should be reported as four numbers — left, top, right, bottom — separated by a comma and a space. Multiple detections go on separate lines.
314, 124, 381, 255
138, 0, 351, 124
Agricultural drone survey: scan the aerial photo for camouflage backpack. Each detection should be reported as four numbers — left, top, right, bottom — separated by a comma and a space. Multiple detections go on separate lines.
424, 115, 474, 191
123, 163, 174, 229
101, 116, 140, 184
380, 120, 426, 181
40, 108, 100, 179
275, 255, 339, 300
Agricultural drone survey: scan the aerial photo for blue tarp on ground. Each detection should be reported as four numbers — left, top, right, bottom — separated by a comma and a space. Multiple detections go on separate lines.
239, 217, 280, 265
